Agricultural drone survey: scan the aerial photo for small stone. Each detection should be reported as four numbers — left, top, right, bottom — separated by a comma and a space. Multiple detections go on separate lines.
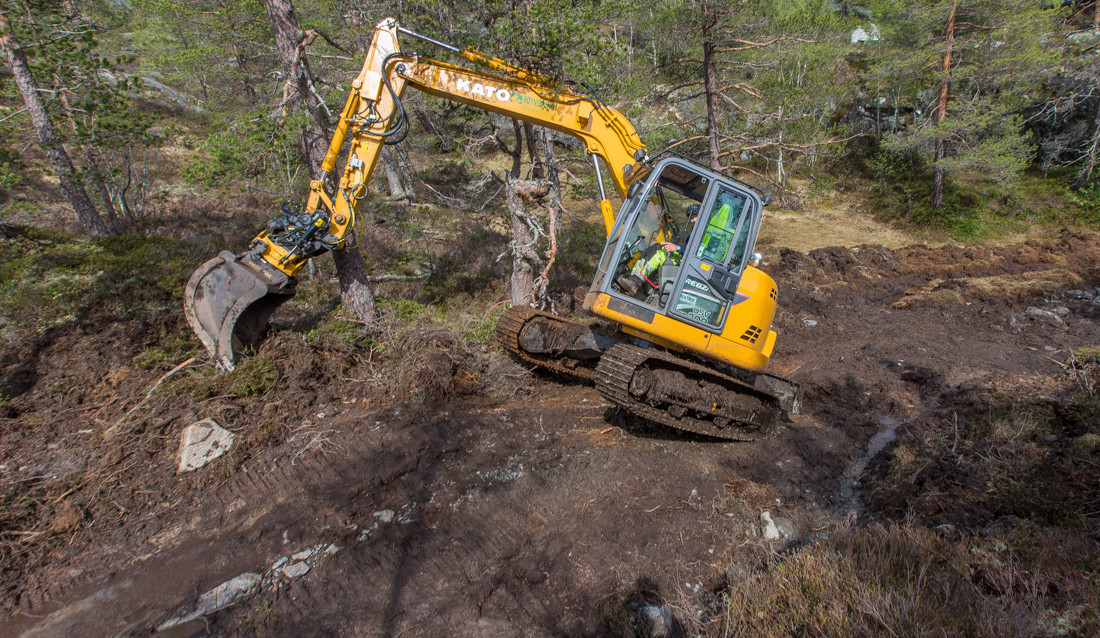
177, 418, 235, 473
374, 509, 395, 523
803, 319, 818, 327
1051, 306, 1070, 316
1025, 307, 1064, 324
292, 549, 315, 562
272, 556, 288, 570
279, 562, 310, 579
760, 511, 797, 544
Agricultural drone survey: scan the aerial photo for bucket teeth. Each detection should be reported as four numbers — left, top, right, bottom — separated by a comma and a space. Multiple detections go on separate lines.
184, 251, 296, 370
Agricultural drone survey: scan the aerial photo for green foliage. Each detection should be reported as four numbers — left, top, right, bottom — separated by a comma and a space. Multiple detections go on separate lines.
381, 298, 435, 324
181, 111, 309, 190
0, 161, 20, 191
226, 355, 280, 397
0, 228, 197, 342
557, 221, 606, 279
305, 316, 373, 350
1067, 183, 1100, 225
865, 0, 1061, 210
133, 331, 202, 369
460, 306, 504, 343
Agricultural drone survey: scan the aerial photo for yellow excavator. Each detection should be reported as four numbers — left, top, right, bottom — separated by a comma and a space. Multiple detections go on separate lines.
184, 19, 800, 441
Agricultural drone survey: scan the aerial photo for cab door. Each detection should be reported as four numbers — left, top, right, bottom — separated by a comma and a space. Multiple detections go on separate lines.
667, 183, 760, 332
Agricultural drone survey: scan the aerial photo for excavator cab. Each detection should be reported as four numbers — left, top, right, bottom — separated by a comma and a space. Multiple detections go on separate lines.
585, 155, 778, 376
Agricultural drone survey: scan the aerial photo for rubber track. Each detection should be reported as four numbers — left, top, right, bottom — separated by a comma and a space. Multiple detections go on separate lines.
594, 343, 779, 442
495, 306, 596, 382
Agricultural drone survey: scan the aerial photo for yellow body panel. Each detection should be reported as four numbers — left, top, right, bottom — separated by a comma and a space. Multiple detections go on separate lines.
584, 266, 778, 374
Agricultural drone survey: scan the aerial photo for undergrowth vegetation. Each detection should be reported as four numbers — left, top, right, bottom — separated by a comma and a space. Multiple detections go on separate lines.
659, 356, 1100, 638
702, 522, 1100, 637
0, 227, 200, 344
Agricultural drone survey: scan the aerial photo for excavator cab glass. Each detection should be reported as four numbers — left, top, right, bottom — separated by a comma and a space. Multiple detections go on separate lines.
597, 156, 762, 332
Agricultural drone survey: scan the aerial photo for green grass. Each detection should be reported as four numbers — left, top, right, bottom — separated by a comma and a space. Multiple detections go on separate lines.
459, 306, 504, 343
225, 355, 279, 397
0, 228, 200, 343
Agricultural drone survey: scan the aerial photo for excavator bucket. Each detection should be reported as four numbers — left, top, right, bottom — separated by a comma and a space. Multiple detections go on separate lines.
184, 251, 297, 371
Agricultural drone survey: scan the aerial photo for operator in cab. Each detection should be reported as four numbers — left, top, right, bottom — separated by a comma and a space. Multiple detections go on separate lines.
616, 204, 700, 296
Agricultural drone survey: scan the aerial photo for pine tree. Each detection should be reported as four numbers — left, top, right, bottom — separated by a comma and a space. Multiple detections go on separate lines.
0, 5, 109, 235
869, 0, 1059, 208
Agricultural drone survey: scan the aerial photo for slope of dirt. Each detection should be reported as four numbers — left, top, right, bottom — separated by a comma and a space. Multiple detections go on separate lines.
1, 230, 1098, 636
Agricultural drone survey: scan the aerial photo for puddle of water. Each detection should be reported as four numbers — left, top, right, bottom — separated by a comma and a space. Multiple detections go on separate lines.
838, 415, 903, 510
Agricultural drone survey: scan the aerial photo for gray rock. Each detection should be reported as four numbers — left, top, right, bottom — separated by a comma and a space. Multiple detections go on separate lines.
1025, 307, 1064, 324
374, 509, 395, 523
760, 511, 797, 543
1051, 306, 1071, 316
157, 573, 261, 631
279, 562, 310, 579
177, 418, 234, 473
1066, 289, 1094, 300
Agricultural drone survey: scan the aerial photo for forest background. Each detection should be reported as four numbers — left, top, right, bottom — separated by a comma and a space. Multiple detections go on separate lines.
2, 0, 1099, 251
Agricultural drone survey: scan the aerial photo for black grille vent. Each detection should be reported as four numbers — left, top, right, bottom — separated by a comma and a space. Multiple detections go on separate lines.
770, 287, 778, 301
740, 325, 763, 344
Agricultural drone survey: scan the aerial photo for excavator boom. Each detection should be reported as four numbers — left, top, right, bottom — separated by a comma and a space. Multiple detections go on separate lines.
183, 19, 799, 440
185, 19, 646, 369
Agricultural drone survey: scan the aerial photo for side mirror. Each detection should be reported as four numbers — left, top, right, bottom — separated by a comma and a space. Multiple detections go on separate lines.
749, 252, 763, 268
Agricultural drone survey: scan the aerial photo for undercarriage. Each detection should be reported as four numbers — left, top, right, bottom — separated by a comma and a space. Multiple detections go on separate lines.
496, 306, 799, 441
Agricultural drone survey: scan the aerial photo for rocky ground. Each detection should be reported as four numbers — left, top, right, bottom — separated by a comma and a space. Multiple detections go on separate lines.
1, 229, 1098, 637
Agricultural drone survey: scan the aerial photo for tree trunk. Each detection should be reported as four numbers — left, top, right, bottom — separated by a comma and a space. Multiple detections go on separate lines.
235, 49, 258, 106
380, 146, 407, 202
524, 122, 543, 179
392, 143, 416, 203
54, 73, 123, 233
1, 11, 108, 235
262, 0, 330, 179
261, 0, 376, 324
703, 40, 722, 171
505, 176, 549, 306
540, 127, 563, 230
332, 248, 376, 322
930, 3, 957, 209
509, 119, 524, 177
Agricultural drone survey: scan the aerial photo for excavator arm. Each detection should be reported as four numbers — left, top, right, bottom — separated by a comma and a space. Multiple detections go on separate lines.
185, 18, 648, 369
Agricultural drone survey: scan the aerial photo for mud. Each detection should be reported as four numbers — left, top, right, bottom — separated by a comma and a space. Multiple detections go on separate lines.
1, 231, 1098, 636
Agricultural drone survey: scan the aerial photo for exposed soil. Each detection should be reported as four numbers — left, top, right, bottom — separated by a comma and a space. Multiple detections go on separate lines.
1, 230, 1098, 637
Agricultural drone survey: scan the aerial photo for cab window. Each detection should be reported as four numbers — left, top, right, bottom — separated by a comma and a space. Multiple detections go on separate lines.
696, 188, 748, 267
